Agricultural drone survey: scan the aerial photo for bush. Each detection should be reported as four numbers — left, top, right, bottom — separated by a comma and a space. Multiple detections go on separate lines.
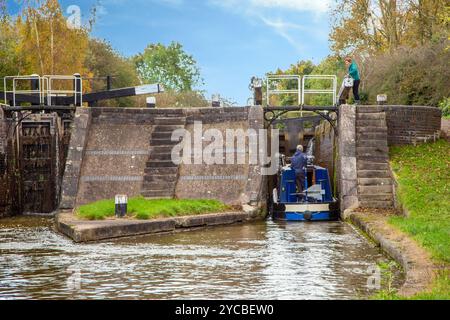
439, 97, 450, 118
363, 41, 450, 106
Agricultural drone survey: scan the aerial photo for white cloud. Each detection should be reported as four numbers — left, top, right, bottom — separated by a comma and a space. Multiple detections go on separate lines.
102, 0, 184, 7
210, 0, 331, 13
251, 0, 331, 13
259, 16, 306, 51
209, 0, 330, 53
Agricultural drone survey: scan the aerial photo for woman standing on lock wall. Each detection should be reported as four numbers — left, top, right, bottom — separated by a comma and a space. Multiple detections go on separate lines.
344, 57, 361, 105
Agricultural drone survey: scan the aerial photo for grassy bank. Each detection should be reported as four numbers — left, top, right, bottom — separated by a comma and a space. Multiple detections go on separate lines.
77, 197, 230, 220
385, 139, 450, 299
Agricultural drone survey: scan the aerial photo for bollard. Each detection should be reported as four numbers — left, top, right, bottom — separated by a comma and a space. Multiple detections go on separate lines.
115, 195, 128, 218
377, 94, 387, 105
106, 75, 112, 91
212, 94, 221, 108
73, 73, 82, 106
146, 97, 156, 108
250, 77, 263, 106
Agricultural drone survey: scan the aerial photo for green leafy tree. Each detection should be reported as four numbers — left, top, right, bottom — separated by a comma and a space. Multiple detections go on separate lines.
266, 60, 315, 106
85, 38, 139, 107
0, 2, 24, 78
134, 42, 203, 91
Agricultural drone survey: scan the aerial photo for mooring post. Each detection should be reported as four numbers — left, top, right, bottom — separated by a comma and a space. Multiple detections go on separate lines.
212, 94, 220, 108
250, 77, 263, 106
73, 73, 82, 107
146, 97, 156, 108
106, 75, 112, 91
30, 77, 40, 106
377, 94, 387, 105
115, 195, 128, 218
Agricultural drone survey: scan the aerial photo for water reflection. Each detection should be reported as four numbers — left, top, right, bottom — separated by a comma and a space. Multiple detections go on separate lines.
0, 217, 403, 300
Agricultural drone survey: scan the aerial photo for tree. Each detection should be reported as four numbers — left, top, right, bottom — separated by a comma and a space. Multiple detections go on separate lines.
266, 60, 315, 106
405, 0, 448, 45
134, 42, 203, 91
330, 0, 448, 55
85, 38, 140, 107
16, 0, 90, 76
0, 2, 25, 77
363, 41, 450, 106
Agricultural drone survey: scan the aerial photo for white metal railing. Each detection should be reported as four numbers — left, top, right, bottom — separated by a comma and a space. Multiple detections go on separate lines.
302, 75, 337, 106
266, 74, 338, 106
45, 74, 82, 106
266, 75, 302, 106
3, 75, 45, 107
2, 74, 83, 107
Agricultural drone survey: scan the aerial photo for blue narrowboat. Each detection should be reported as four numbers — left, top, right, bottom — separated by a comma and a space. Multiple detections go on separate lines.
271, 160, 339, 222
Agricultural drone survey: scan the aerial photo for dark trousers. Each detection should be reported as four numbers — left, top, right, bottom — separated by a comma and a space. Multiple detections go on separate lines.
296, 172, 305, 194
353, 80, 361, 101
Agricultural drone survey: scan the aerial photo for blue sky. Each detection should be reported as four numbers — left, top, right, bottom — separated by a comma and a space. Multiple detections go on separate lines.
7, 0, 333, 105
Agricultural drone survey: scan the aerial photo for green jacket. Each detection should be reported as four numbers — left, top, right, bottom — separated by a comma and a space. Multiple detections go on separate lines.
349, 61, 360, 81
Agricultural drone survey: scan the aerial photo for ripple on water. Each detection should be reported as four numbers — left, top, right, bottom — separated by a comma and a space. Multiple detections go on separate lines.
0, 217, 404, 300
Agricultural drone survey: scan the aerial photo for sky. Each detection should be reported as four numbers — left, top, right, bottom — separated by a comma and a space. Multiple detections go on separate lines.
7, 0, 333, 105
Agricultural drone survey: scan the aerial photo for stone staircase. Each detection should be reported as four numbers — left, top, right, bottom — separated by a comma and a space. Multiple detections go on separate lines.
356, 108, 394, 209
141, 117, 186, 199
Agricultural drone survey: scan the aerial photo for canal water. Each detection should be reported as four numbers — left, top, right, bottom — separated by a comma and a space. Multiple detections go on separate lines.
0, 217, 403, 300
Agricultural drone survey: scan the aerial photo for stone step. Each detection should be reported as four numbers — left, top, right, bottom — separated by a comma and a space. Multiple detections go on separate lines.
360, 194, 394, 202
151, 139, 180, 146
357, 133, 388, 141
150, 146, 175, 154
357, 162, 390, 171
146, 160, 178, 168
154, 118, 186, 125
358, 178, 393, 186
143, 174, 178, 183
357, 113, 386, 120
356, 127, 388, 134
357, 120, 387, 127
359, 201, 394, 209
358, 185, 393, 195
358, 170, 391, 178
357, 146, 390, 155
144, 167, 178, 175
151, 132, 174, 140
356, 140, 388, 148
152, 125, 185, 132
142, 190, 175, 198
357, 155, 389, 163
142, 181, 177, 189
149, 152, 173, 161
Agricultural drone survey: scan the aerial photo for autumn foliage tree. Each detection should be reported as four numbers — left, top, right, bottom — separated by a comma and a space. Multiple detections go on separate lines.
328, 0, 449, 106
0, 0, 91, 77
330, 0, 449, 55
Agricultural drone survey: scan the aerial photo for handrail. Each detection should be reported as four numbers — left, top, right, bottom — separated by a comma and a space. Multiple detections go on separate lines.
266, 74, 338, 107
2, 74, 83, 107
3, 75, 44, 107
302, 75, 337, 106
266, 74, 302, 106
45, 74, 82, 106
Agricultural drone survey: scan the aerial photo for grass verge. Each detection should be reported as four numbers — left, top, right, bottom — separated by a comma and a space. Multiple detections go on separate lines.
381, 139, 450, 300
77, 197, 230, 220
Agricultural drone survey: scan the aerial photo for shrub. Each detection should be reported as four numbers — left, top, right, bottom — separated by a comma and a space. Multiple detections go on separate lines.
439, 97, 450, 117
363, 41, 450, 106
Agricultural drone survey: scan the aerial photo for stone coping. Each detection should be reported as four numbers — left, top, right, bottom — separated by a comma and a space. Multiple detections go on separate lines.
348, 211, 438, 297
55, 210, 262, 243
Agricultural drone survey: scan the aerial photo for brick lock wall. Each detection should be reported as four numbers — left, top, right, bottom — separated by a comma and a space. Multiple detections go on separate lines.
61, 107, 256, 209
369, 106, 442, 145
